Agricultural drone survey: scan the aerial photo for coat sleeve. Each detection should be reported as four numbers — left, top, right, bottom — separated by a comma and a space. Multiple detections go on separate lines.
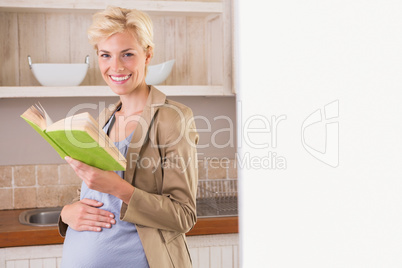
120, 106, 199, 233
58, 188, 81, 237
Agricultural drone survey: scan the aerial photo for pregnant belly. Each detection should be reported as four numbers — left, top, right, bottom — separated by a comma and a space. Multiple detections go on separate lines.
62, 187, 148, 267
61, 221, 145, 268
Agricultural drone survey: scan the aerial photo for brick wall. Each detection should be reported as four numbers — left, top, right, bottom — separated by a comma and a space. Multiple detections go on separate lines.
0, 164, 80, 210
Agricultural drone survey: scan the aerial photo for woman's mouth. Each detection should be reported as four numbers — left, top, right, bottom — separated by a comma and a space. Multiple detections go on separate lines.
109, 74, 132, 82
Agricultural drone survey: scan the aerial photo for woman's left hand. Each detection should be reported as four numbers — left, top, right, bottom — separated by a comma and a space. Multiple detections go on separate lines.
65, 156, 134, 204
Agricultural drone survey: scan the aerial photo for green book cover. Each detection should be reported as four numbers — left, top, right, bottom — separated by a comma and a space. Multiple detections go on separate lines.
21, 104, 126, 171
46, 129, 125, 171
21, 116, 68, 159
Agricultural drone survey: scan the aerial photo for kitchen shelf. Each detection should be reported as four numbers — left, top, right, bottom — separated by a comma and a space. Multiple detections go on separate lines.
0, 0, 223, 15
0, 85, 233, 98
0, 0, 234, 96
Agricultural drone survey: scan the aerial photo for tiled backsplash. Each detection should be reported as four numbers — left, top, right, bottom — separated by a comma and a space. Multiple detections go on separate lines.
0, 158, 237, 210
0, 164, 81, 210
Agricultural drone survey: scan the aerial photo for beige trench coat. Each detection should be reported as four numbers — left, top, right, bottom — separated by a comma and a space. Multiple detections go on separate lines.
59, 86, 199, 268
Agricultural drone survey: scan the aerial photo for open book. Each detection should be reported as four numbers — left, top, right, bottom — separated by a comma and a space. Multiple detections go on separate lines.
21, 103, 126, 171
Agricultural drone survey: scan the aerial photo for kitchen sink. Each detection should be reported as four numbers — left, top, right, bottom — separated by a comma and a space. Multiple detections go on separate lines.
19, 207, 62, 227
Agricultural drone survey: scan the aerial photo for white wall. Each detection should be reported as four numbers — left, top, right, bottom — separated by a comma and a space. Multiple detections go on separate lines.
237, 1, 402, 267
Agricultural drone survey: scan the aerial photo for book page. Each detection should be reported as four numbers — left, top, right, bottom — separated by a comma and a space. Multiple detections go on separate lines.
21, 105, 47, 130
35, 102, 54, 127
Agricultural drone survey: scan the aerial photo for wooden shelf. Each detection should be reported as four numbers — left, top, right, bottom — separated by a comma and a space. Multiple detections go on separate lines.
0, 85, 234, 98
0, 0, 234, 95
0, 1, 223, 15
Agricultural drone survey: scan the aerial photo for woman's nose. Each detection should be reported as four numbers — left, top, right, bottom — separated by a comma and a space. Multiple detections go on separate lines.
112, 58, 124, 72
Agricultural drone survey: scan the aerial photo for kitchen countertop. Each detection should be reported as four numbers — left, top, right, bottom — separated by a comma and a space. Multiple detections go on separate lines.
0, 209, 238, 248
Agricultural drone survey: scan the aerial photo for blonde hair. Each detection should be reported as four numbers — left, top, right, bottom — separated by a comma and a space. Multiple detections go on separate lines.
88, 6, 154, 54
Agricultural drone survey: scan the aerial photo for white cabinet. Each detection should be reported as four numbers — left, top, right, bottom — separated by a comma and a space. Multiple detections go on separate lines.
0, 234, 239, 268
0, 0, 234, 98
0, 245, 63, 268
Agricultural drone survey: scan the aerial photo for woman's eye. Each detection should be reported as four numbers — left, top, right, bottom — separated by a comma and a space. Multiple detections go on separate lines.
123, 53, 134, 57
100, 54, 110, 58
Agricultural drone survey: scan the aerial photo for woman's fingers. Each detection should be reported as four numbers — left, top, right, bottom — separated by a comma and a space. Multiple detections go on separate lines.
64, 157, 117, 193
80, 198, 103, 207
65, 156, 83, 168
61, 199, 116, 232
76, 216, 116, 232
64, 157, 98, 182
80, 199, 115, 221
81, 211, 116, 226
78, 202, 116, 225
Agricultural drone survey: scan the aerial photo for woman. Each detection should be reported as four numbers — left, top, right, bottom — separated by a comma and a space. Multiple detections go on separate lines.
59, 6, 199, 268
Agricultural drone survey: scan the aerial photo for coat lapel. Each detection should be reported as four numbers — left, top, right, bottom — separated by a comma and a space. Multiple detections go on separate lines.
97, 101, 120, 130
97, 86, 166, 184
124, 86, 166, 185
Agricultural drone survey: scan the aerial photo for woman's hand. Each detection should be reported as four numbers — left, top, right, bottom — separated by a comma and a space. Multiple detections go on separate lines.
60, 198, 116, 232
65, 156, 135, 204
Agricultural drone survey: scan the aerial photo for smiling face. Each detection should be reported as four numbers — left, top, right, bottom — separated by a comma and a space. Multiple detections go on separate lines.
97, 30, 152, 96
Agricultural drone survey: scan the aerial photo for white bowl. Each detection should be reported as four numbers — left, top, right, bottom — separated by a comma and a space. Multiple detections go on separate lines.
145, 59, 175, 85
28, 56, 89, 86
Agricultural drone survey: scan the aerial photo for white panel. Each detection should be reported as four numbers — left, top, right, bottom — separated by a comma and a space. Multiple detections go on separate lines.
56, 257, 62, 268
4, 245, 63, 260
29, 259, 42, 268
210, 246, 221, 268
232, 245, 238, 268
187, 234, 239, 248
13, 260, 29, 268
198, 247, 210, 268
0, 248, 6, 268
221, 246, 233, 268
238, 0, 402, 267
43, 258, 56, 268
188, 248, 199, 268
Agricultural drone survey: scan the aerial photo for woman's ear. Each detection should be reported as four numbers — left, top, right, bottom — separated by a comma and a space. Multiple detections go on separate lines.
145, 46, 153, 65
